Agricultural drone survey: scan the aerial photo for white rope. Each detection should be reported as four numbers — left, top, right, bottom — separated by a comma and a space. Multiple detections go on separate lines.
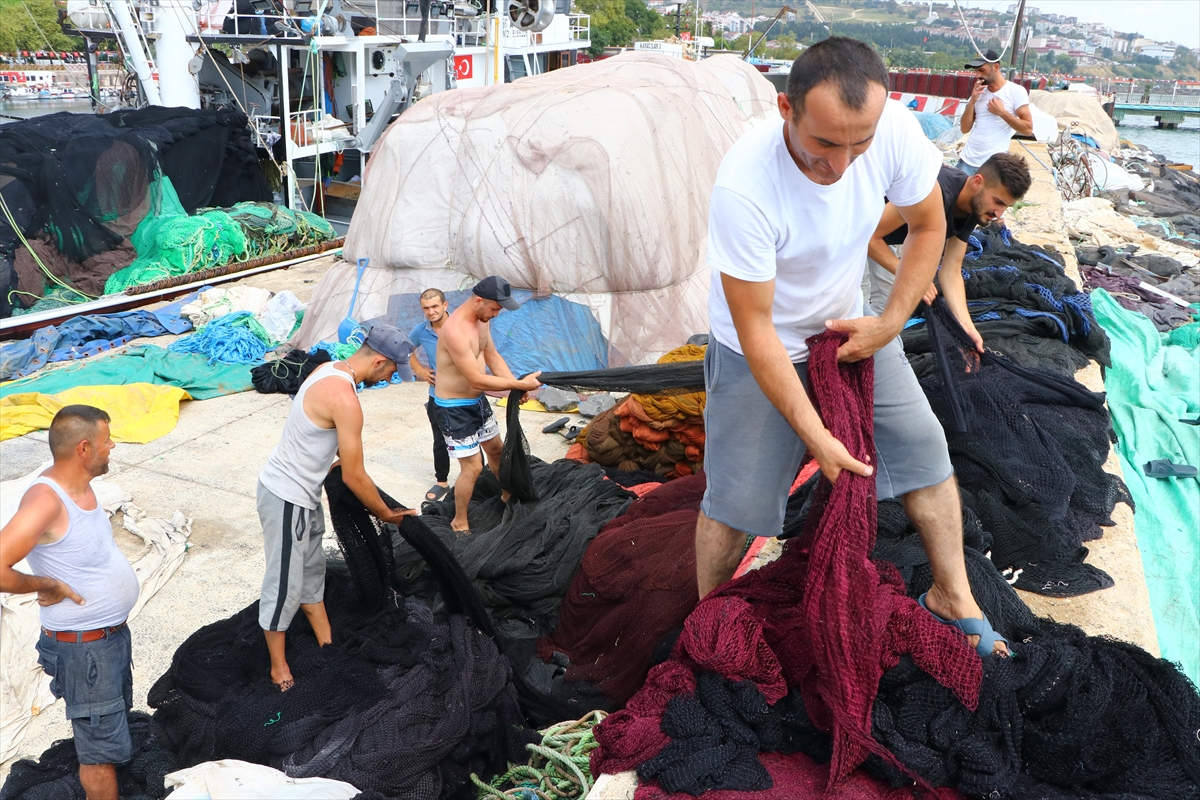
951, 0, 1016, 64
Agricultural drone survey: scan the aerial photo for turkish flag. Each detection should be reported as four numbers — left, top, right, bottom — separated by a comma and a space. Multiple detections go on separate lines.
454, 55, 472, 80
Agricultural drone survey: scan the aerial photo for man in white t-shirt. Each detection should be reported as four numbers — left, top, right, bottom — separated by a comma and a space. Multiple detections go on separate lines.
699, 37, 1009, 658
958, 49, 1033, 176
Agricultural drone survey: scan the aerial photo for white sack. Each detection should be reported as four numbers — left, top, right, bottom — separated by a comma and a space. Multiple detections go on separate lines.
164, 760, 360, 799
1085, 153, 1145, 192
1029, 90, 1121, 153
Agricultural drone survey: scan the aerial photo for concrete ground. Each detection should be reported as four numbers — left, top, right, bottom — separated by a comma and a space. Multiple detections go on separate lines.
0, 255, 572, 776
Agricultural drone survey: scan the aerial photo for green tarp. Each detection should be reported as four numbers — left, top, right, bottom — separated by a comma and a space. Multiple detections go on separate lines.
1092, 290, 1199, 684
0, 345, 254, 401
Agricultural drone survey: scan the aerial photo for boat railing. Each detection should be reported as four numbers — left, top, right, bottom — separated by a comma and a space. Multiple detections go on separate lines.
568, 13, 588, 42
118, 0, 461, 42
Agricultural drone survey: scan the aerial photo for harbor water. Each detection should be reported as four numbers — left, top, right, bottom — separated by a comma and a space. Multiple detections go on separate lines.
0, 97, 96, 122
1117, 116, 1200, 167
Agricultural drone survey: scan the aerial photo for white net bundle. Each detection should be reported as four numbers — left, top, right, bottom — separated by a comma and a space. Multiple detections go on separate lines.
294, 52, 778, 364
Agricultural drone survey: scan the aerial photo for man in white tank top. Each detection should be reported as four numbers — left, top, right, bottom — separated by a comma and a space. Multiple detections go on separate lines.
1, 405, 136, 800
256, 324, 417, 692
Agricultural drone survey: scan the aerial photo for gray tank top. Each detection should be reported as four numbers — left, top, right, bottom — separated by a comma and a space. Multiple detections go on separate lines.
259, 361, 358, 509
23, 477, 139, 632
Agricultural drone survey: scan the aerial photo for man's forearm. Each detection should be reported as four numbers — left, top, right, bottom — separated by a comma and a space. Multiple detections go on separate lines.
739, 325, 827, 451
939, 254, 973, 324
342, 467, 397, 519
880, 228, 943, 329
1007, 113, 1034, 136
466, 372, 524, 392
960, 104, 975, 133
867, 238, 901, 275
0, 566, 57, 596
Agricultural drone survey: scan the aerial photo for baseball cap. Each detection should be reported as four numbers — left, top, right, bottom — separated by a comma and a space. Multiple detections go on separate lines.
965, 49, 1002, 69
363, 323, 414, 366
472, 276, 521, 311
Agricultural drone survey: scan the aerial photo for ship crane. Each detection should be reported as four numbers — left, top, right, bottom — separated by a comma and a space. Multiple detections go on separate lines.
743, 4, 796, 60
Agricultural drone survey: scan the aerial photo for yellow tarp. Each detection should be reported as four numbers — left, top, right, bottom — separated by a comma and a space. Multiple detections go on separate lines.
0, 383, 192, 443
495, 397, 549, 412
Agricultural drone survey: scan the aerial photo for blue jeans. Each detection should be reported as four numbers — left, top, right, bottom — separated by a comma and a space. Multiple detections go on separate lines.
36, 625, 133, 764
956, 160, 981, 177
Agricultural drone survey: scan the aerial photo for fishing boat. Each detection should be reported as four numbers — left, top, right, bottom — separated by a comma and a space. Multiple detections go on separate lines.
60, 0, 592, 230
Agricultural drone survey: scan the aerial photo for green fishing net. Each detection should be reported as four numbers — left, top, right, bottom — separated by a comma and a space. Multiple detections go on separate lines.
103, 178, 337, 295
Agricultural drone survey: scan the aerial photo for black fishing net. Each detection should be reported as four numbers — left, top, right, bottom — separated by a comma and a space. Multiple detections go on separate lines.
250, 349, 332, 394
905, 224, 1110, 377
915, 300, 1129, 597
0, 107, 269, 303
869, 636, 1200, 798
0, 712, 176, 800
141, 564, 535, 800
535, 364, 706, 395
406, 458, 634, 633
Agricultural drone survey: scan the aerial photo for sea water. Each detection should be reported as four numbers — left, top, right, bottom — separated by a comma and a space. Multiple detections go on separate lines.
1116, 116, 1200, 167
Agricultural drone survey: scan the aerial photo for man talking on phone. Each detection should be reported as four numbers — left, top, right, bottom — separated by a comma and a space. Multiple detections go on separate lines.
958, 49, 1033, 177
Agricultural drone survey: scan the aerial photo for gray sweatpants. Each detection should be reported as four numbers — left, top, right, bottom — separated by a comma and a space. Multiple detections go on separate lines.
257, 480, 327, 631
861, 245, 900, 315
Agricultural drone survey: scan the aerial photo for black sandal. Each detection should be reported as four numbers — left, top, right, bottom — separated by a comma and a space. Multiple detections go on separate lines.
425, 484, 450, 501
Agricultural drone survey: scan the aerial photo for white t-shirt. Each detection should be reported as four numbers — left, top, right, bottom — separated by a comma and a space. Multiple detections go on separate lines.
707, 99, 942, 363
959, 80, 1030, 167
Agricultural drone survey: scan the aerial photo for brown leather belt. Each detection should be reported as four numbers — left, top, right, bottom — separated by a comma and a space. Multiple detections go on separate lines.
41, 622, 126, 644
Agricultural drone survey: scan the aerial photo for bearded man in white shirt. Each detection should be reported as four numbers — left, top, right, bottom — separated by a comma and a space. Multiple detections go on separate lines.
957, 49, 1034, 176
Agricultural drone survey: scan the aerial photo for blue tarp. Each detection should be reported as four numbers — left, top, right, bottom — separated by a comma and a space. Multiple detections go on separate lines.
0, 295, 195, 382
368, 289, 608, 376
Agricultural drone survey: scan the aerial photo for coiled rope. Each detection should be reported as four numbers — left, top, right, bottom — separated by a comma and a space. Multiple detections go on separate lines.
471, 710, 607, 799
168, 310, 272, 364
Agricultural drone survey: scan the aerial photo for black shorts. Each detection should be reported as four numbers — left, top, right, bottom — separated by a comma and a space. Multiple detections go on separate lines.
433, 395, 500, 458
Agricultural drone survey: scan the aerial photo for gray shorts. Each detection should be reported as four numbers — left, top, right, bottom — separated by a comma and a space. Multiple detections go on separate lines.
257, 481, 327, 631
701, 336, 953, 537
861, 247, 900, 315
36, 624, 133, 765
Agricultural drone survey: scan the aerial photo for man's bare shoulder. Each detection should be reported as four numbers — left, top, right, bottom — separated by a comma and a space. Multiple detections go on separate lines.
3, 483, 65, 547
301, 366, 359, 424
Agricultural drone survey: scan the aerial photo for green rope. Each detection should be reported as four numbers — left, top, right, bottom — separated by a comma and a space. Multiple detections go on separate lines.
0, 192, 98, 305
470, 711, 607, 800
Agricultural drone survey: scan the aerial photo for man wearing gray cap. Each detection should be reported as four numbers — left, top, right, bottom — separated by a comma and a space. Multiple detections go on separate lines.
435, 276, 542, 535
257, 324, 417, 691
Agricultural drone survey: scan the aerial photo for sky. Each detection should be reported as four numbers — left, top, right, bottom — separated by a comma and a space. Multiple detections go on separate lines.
955, 0, 1200, 50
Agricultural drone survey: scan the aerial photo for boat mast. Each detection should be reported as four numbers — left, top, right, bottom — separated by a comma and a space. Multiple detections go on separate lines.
1008, 0, 1026, 80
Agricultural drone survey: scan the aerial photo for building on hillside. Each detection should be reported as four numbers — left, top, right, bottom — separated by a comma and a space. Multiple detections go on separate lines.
1136, 42, 1179, 63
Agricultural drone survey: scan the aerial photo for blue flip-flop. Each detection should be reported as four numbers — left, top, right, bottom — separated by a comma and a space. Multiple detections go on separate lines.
918, 592, 1012, 658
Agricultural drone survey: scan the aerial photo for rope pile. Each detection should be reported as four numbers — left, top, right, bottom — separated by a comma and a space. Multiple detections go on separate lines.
579, 345, 707, 479
224, 202, 336, 260
167, 310, 272, 364
473, 711, 607, 799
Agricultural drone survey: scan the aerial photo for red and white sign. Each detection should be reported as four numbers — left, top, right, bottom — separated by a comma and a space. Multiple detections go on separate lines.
680, 32, 691, 41
454, 55, 473, 80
